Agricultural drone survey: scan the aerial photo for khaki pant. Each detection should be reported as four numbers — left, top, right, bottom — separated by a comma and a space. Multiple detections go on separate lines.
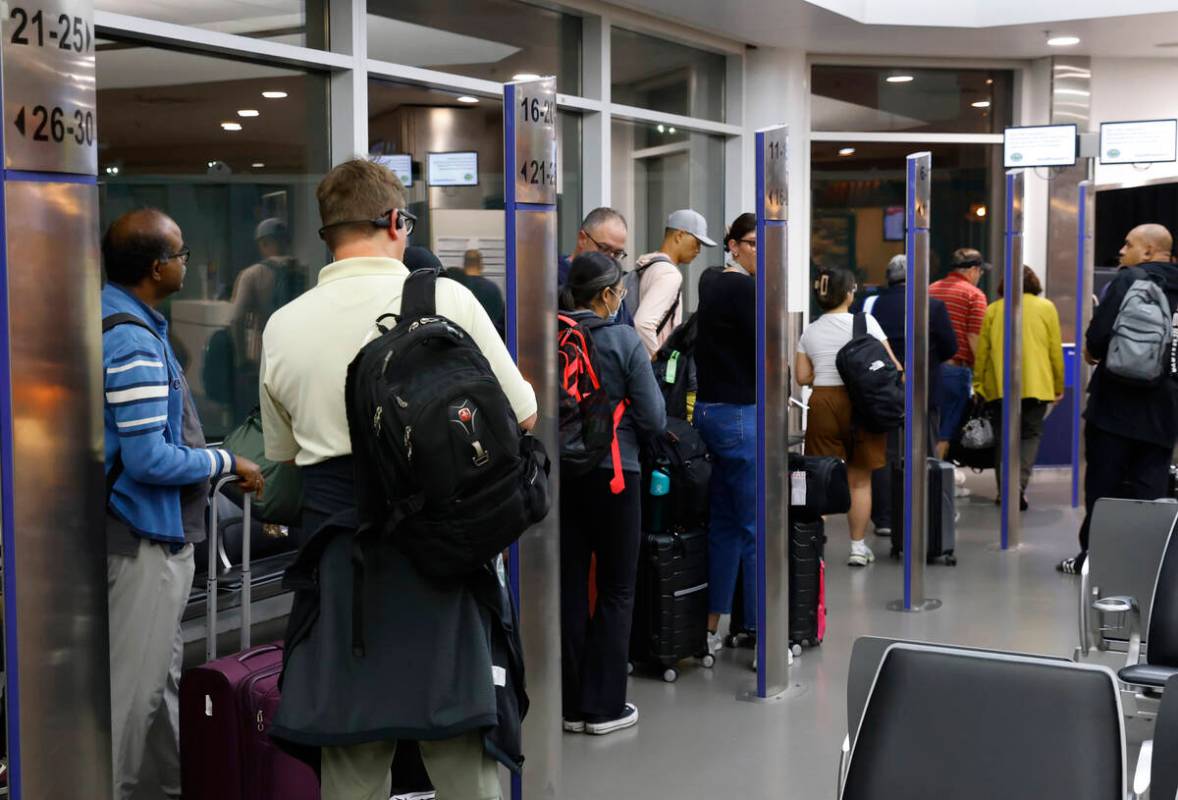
108, 541, 194, 800
322, 731, 501, 800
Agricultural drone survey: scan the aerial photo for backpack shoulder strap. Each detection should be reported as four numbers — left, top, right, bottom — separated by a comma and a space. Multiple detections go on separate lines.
103, 312, 161, 340
401, 268, 438, 320
853, 312, 867, 338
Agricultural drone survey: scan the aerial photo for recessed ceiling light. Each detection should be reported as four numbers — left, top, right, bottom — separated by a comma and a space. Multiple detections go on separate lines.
221, 122, 242, 131
986, 78, 994, 85
456, 95, 479, 104
251, 162, 265, 168
262, 90, 288, 99
1047, 35, 1080, 47
512, 73, 542, 82
668, 127, 676, 134
972, 100, 992, 109
886, 75, 914, 83
838, 147, 856, 156
237, 109, 260, 118
657, 124, 665, 133
976, 206, 987, 218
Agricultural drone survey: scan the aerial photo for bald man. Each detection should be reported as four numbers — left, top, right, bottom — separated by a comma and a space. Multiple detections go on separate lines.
1062, 223, 1177, 574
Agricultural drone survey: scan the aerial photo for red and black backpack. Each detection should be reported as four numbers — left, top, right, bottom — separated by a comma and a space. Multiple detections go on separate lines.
557, 313, 628, 494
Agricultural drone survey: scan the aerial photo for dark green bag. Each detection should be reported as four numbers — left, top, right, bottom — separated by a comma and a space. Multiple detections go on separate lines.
222, 408, 303, 525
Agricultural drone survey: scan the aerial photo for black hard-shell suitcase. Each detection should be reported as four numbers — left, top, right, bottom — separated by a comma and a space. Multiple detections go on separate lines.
890, 458, 957, 565
629, 526, 714, 682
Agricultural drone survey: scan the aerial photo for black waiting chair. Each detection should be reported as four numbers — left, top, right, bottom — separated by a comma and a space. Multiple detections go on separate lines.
841, 643, 1126, 800
1091, 515, 1178, 706
1130, 674, 1178, 799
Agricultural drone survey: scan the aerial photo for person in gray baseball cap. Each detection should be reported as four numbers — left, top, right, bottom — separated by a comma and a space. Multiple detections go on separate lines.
631, 209, 717, 357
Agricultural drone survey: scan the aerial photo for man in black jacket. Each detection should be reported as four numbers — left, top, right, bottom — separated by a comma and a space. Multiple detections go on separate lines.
852, 254, 958, 535
1061, 224, 1176, 574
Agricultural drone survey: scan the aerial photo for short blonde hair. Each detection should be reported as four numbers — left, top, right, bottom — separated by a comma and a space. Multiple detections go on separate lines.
316, 159, 406, 250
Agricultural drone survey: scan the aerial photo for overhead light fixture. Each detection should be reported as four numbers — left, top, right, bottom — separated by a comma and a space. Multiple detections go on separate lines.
512, 73, 542, 82
104, 166, 120, 176
237, 109, 260, 118
657, 124, 665, 133
838, 147, 856, 156
971, 100, 992, 109
668, 127, 676, 134
886, 75, 914, 83
221, 122, 242, 131
973, 204, 987, 218
1047, 35, 1080, 47
261, 90, 288, 99
986, 78, 994, 85
251, 162, 265, 168
456, 95, 479, 104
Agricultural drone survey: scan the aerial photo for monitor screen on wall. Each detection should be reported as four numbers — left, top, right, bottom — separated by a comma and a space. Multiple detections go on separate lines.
374, 154, 413, 187
427, 151, 479, 187
883, 206, 904, 241
1003, 124, 1078, 168
1099, 119, 1178, 165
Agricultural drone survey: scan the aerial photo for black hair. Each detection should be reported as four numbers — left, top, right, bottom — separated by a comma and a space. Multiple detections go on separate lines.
101, 212, 170, 286
559, 251, 623, 311
725, 213, 756, 250
813, 266, 857, 311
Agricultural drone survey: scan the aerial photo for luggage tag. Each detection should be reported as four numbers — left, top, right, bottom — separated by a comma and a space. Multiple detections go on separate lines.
790, 470, 807, 506
665, 351, 680, 384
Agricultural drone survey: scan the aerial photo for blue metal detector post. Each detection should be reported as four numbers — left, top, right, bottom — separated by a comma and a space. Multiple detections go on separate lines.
503, 76, 560, 800
1000, 170, 1026, 549
1071, 181, 1094, 509
743, 125, 795, 702
889, 153, 941, 613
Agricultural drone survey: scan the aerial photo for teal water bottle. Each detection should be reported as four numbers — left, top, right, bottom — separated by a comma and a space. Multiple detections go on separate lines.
649, 464, 671, 534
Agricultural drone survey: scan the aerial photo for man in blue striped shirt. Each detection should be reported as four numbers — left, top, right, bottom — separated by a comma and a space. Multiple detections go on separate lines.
101, 208, 263, 800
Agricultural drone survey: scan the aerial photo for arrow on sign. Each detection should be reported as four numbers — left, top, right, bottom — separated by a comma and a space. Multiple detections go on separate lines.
14, 107, 25, 136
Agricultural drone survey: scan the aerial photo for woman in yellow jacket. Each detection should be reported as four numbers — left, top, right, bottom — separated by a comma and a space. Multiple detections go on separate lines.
973, 265, 1064, 510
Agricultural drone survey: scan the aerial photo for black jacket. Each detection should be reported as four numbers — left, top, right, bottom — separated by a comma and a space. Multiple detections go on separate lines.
1085, 260, 1178, 447
851, 284, 957, 409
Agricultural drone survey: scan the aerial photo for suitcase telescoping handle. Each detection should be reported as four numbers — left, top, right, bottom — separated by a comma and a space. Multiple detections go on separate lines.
206, 475, 253, 662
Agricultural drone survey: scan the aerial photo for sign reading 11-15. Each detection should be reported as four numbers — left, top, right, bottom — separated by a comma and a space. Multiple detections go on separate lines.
2, 0, 97, 175
514, 77, 557, 206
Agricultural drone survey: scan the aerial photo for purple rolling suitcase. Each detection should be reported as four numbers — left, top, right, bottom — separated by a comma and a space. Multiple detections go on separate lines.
180, 476, 319, 800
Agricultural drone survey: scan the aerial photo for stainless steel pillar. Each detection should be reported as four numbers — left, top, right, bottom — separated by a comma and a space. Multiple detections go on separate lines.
1001, 170, 1026, 549
0, 1, 111, 797
503, 77, 560, 800
1071, 181, 1094, 509
748, 125, 794, 701
890, 153, 940, 613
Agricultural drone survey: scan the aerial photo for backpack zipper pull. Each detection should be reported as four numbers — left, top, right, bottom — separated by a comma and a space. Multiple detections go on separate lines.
404, 426, 413, 461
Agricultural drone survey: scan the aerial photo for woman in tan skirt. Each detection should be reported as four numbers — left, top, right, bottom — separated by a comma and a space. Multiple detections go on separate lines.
795, 267, 901, 566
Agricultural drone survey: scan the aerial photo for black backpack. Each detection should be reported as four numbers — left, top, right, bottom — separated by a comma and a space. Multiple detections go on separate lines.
834, 313, 904, 433
641, 417, 711, 532
558, 313, 628, 490
345, 269, 551, 581
651, 312, 698, 421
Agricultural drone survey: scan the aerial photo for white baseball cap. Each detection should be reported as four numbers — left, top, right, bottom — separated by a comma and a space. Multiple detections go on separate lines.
666, 209, 717, 247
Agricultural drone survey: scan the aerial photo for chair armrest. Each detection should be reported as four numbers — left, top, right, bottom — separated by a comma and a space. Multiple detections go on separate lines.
837, 734, 850, 799
1094, 596, 1137, 614
1079, 558, 1092, 657
1092, 596, 1143, 670
1131, 738, 1152, 799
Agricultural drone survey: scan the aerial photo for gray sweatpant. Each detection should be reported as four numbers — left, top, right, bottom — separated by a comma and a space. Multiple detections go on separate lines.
108, 540, 194, 800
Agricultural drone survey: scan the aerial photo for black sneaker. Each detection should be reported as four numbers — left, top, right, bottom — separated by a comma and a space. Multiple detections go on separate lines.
1057, 554, 1085, 575
585, 704, 638, 735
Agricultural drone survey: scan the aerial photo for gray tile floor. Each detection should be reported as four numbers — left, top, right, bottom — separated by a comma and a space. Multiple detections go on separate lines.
561, 468, 1145, 800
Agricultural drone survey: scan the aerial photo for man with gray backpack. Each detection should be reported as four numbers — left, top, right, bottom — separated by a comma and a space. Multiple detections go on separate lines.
1062, 224, 1176, 574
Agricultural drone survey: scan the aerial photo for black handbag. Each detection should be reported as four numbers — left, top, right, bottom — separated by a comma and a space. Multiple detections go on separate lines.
788, 454, 851, 518
947, 399, 997, 471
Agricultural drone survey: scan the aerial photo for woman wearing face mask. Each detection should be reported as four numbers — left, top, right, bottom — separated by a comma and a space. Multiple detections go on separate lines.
693, 213, 759, 661
558, 251, 666, 735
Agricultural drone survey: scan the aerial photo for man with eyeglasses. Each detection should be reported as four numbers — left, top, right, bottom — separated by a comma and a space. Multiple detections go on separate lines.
559, 207, 634, 326
100, 208, 264, 799
260, 159, 536, 800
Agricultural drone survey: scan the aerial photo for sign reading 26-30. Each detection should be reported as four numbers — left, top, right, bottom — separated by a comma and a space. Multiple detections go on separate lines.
2, 0, 97, 175
513, 77, 557, 206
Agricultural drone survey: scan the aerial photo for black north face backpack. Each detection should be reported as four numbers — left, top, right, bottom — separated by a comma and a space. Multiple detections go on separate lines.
834, 313, 904, 433
345, 269, 551, 581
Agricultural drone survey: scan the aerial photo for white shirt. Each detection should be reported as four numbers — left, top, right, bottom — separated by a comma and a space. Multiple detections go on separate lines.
260, 257, 537, 466
633, 254, 683, 357
797, 312, 888, 387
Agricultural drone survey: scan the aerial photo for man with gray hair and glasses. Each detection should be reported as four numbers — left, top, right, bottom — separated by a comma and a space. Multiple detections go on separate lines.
560, 207, 634, 325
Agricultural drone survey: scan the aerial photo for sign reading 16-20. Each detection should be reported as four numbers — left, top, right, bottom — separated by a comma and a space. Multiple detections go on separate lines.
513, 77, 557, 205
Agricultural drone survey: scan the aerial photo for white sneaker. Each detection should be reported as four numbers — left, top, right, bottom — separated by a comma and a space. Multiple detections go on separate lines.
585, 703, 638, 735
955, 485, 972, 498
706, 632, 724, 654
562, 718, 585, 733
848, 541, 875, 567
954, 467, 967, 488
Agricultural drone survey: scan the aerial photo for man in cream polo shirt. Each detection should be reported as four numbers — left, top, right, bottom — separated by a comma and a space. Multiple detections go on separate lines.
260, 158, 536, 800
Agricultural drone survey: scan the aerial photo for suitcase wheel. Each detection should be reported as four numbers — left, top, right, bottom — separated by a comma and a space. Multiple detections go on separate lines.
662, 668, 679, 683
700, 654, 715, 669
791, 643, 802, 657
944, 554, 958, 567
627, 661, 634, 676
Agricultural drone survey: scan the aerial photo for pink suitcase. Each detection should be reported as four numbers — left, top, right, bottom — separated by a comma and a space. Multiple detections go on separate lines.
179, 477, 319, 800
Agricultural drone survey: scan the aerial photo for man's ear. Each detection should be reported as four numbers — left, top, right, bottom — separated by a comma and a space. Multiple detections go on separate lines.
150, 258, 164, 283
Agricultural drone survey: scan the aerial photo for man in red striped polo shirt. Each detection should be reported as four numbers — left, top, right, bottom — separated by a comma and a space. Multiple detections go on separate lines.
929, 248, 991, 459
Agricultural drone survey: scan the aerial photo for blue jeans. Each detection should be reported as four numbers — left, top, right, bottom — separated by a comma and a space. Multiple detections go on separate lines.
693, 402, 757, 629
939, 365, 973, 442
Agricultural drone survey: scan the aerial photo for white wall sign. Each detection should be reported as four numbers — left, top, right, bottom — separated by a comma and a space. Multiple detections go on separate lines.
1099, 119, 1178, 165
375, 154, 412, 186
1003, 124, 1078, 168
427, 151, 479, 186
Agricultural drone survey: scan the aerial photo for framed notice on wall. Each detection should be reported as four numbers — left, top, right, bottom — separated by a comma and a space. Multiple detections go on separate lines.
1099, 119, 1178, 165
375, 154, 413, 186
1003, 124, 1078, 168
428, 151, 479, 187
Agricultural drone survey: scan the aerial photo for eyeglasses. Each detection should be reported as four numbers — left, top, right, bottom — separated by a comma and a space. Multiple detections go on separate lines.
161, 246, 191, 265
582, 228, 628, 262
608, 284, 629, 302
318, 208, 416, 239
738, 237, 757, 247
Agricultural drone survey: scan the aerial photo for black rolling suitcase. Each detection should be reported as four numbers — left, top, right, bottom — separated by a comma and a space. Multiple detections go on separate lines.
889, 458, 957, 565
629, 526, 713, 683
